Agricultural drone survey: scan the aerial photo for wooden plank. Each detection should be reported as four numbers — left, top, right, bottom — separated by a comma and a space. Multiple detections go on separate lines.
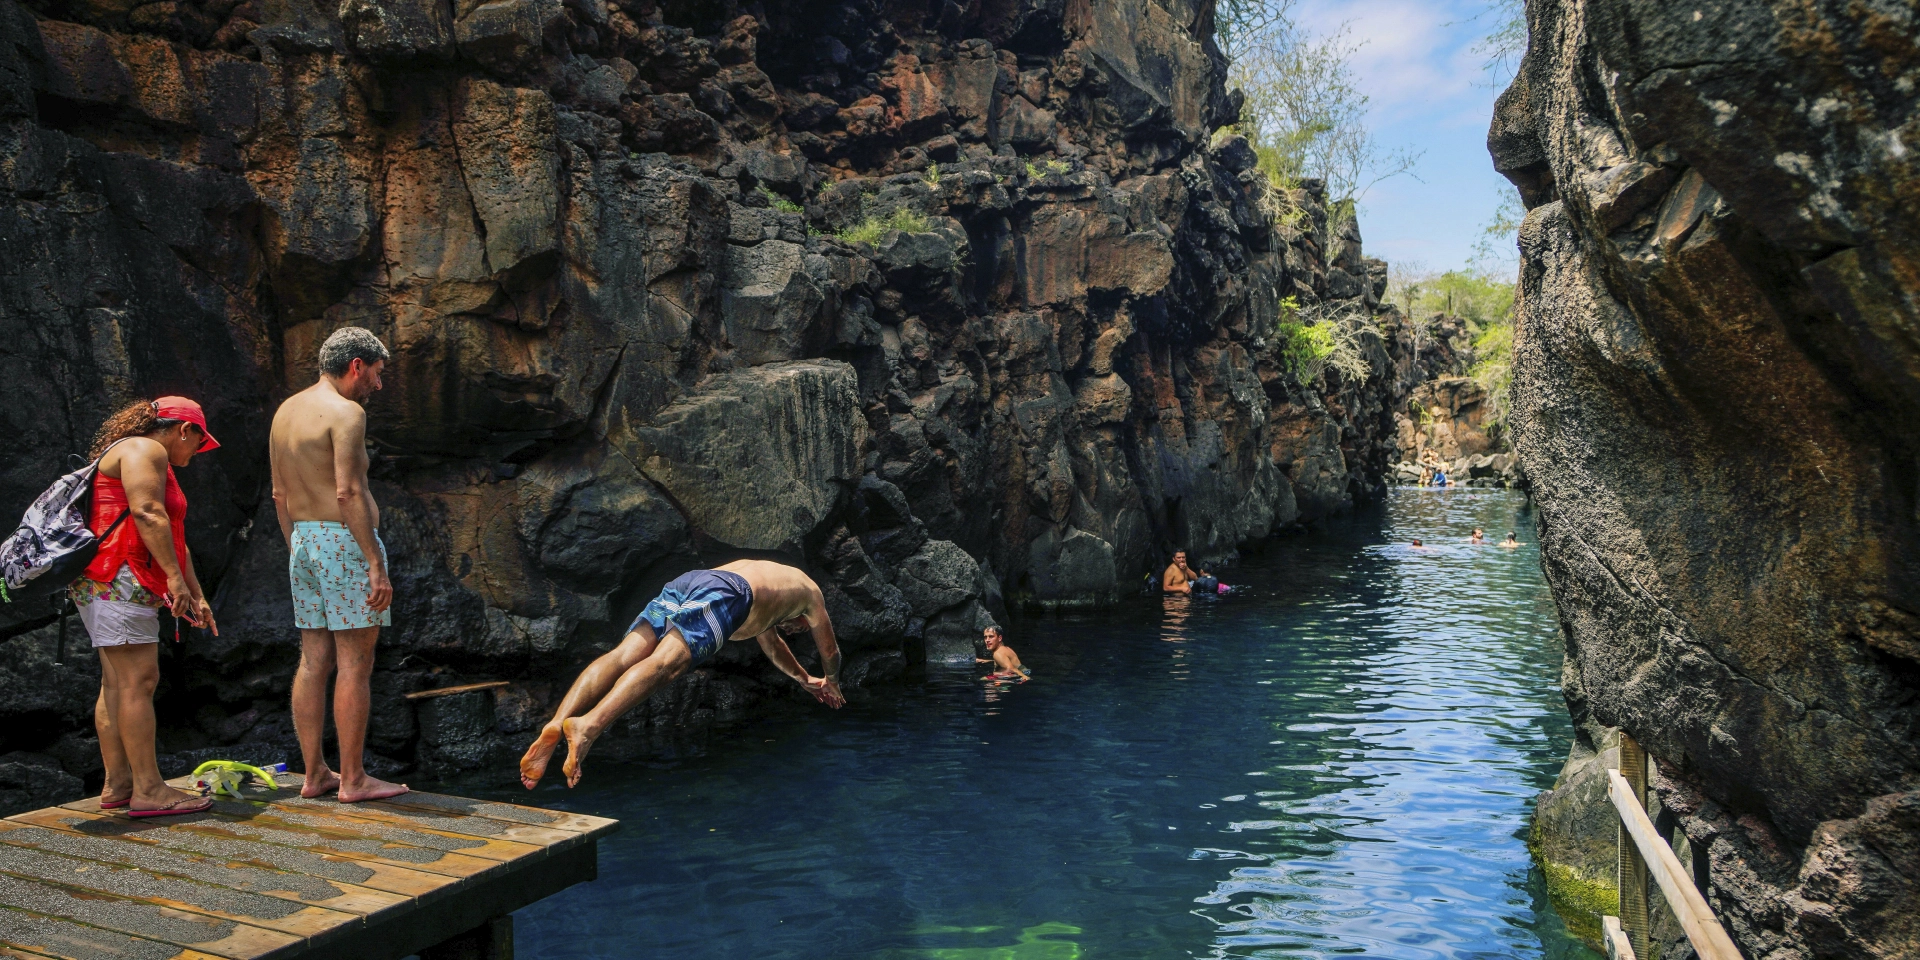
264, 796, 579, 852
1602, 916, 1638, 960
15, 806, 501, 883
404, 682, 510, 701
130, 786, 550, 865
0, 838, 361, 941
200, 800, 545, 864
6, 809, 459, 901
246, 775, 619, 840
0, 821, 410, 917
1608, 770, 1743, 960
0, 905, 225, 960
0, 874, 300, 959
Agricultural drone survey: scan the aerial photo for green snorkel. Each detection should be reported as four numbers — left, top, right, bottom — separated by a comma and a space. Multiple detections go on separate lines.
191, 760, 285, 800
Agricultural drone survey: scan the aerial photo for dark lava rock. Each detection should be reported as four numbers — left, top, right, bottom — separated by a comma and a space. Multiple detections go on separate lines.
1495, 0, 1920, 956
0, 0, 1454, 805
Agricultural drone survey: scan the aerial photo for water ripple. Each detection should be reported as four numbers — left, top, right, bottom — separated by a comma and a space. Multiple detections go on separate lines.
470, 489, 1596, 960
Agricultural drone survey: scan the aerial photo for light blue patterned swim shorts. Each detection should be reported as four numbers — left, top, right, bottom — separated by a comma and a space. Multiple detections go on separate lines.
289, 521, 392, 631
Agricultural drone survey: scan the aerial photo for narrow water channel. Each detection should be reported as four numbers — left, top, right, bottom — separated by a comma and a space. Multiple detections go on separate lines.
483, 489, 1599, 959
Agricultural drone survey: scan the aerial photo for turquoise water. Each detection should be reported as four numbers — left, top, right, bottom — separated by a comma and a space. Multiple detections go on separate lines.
485, 489, 1598, 959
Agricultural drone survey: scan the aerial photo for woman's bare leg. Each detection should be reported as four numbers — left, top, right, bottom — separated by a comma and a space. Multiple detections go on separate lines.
99, 643, 198, 810
561, 632, 692, 788
520, 624, 659, 789
95, 656, 132, 806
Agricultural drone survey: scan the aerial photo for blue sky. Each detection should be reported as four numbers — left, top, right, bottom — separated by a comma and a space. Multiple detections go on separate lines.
1293, 0, 1519, 276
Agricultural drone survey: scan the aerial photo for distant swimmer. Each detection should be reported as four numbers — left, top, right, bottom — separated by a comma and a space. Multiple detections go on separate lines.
520, 560, 844, 789
1501, 532, 1521, 548
1470, 528, 1485, 544
976, 625, 1029, 682
1163, 549, 1229, 595
1410, 539, 1426, 549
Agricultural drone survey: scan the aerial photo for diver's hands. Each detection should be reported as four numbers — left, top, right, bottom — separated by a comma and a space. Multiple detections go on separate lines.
802, 675, 846, 709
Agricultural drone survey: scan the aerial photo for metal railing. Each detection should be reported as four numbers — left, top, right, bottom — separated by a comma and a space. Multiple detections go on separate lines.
1603, 733, 1742, 960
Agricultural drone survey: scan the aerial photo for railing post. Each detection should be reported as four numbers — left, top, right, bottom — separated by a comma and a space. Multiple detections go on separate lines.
1618, 733, 1651, 960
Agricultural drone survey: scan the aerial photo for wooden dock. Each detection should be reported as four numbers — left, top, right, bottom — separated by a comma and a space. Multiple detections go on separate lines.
0, 772, 617, 960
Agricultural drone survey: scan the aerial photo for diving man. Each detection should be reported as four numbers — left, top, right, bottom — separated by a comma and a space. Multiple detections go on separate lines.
519, 560, 844, 789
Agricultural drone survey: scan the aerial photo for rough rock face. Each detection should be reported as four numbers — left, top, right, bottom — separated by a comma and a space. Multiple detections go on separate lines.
1496, 1, 1919, 956
1, 0, 1430, 798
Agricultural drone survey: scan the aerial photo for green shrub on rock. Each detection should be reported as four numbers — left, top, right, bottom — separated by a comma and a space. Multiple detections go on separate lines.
835, 207, 932, 245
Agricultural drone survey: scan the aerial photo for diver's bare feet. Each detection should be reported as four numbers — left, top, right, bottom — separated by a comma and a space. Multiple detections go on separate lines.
339, 776, 409, 803
301, 769, 341, 799
560, 717, 598, 788
520, 724, 564, 790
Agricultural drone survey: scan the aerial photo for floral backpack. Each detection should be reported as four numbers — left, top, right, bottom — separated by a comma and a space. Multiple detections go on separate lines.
0, 454, 128, 605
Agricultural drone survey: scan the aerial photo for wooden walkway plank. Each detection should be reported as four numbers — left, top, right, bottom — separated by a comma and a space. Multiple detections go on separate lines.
14, 807, 499, 885
0, 822, 411, 917
204, 802, 543, 864
245, 796, 575, 856
0, 905, 224, 960
276, 777, 619, 837
3, 774, 614, 960
0, 875, 300, 959
0, 839, 361, 940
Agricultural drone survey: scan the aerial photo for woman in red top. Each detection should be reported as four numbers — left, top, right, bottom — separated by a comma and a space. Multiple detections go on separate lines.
74, 397, 221, 818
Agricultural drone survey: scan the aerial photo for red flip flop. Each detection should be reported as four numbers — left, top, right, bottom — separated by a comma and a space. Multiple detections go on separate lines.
127, 793, 213, 819
98, 796, 130, 810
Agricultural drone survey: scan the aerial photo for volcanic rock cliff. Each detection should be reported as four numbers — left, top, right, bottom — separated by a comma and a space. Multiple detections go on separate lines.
0, 0, 1432, 799
1495, 0, 1918, 956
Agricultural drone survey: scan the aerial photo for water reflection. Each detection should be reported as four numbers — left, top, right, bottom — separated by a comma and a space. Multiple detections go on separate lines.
470, 489, 1595, 960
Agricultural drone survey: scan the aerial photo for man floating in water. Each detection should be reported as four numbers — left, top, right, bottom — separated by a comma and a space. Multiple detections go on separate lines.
976, 625, 1029, 682
1162, 550, 1228, 595
519, 560, 844, 789
1470, 528, 1486, 544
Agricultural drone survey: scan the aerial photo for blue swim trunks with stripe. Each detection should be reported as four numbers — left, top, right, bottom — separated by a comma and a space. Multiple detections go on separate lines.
631, 570, 754, 666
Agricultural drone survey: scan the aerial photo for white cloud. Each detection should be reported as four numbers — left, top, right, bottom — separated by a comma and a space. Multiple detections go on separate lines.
1294, 0, 1495, 126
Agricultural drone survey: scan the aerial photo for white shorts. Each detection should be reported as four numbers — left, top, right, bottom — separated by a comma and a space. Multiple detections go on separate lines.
74, 567, 161, 647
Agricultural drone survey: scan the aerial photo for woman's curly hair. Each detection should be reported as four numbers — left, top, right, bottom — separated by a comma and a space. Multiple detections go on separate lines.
87, 400, 182, 460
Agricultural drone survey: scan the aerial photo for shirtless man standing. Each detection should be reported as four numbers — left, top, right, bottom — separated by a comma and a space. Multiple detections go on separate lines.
520, 559, 845, 789
269, 327, 408, 803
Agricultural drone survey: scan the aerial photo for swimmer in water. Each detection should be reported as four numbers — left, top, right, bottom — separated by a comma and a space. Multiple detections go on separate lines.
1470, 528, 1485, 544
976, 625, 1029, 682
1501, 531, 1521, 548
1411, 539, 1426, 549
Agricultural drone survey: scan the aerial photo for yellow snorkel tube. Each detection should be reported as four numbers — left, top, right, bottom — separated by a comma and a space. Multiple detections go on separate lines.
190, 759, 282, 800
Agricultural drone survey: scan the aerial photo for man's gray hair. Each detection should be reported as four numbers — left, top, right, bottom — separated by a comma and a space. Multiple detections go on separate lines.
319, 327, 390, 378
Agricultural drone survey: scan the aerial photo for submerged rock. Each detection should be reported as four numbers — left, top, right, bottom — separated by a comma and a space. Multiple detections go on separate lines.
1497, 0, 1920, 955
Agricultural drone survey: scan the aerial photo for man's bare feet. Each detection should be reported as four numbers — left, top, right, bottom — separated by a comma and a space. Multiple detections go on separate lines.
520, 725, 564, 790
301, 769, 342, 799
560, 717, 598, 788
339, 775, 409, 803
